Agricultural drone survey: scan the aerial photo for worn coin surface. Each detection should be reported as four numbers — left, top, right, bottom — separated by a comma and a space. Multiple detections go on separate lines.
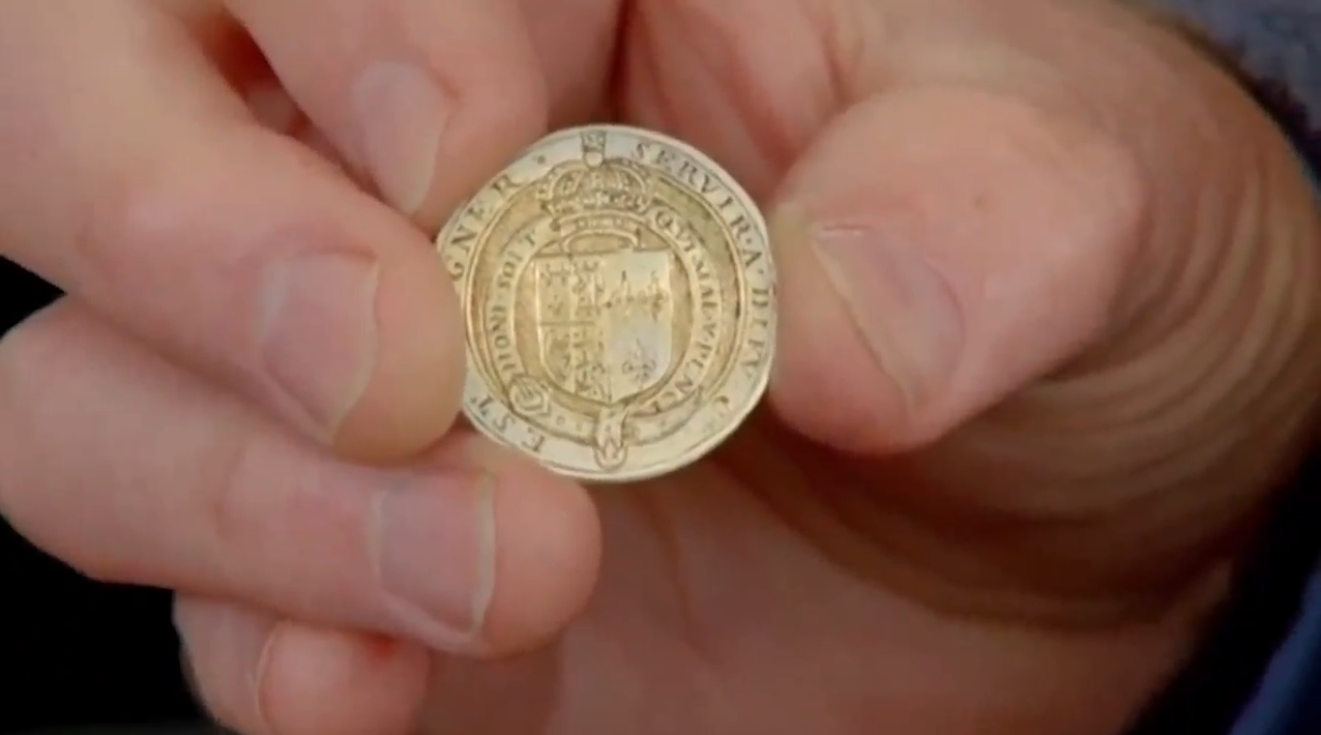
436, 125, 776, 482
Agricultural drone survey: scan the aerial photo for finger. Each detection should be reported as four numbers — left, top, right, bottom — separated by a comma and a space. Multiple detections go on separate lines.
0, 2, 460, 459
517, 0, 623, 125
223, 0, 547, 229
0, 303, 601, 655
176, 597, 427, 735
766, 89, 1146, 453
617, 0, 847, 199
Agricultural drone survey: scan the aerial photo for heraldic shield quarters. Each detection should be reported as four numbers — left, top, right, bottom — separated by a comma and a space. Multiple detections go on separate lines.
438, 125, 777, 483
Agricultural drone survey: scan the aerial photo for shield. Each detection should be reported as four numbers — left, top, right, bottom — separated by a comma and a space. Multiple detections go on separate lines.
532, 239, 675, 405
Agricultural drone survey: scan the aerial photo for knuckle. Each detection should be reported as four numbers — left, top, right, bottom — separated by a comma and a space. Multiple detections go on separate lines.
194, 426, 370, 605
74, 157, 185, 291
199, 422, 265, 561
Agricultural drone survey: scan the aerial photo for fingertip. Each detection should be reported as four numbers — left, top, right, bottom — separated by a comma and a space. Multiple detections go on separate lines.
767, 90, 1148, 453
766, 211, 922, 455
405, 57, 550, 234
177, 599, 428, 735
332, 231, 466, 462
261, 625, 431, 735
465, 440, 601, 655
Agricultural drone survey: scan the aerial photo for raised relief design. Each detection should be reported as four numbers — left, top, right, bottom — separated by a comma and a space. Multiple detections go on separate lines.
438, 125, 775, 482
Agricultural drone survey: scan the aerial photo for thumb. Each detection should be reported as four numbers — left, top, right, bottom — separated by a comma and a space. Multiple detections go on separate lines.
767, 88, 1147, 454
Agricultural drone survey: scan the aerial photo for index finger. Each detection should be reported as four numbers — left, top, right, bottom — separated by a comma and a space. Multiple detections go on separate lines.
224, 0, 549, 231
0, 2, 461, 458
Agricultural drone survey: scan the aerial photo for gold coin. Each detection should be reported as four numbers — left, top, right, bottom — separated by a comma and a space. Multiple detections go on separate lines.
436, 125, 776, 482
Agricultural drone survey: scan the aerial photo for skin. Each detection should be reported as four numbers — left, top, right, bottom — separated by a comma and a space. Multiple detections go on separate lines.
0, 0, 1319, 733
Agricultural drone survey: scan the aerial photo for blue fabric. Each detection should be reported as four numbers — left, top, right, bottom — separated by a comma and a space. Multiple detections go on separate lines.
1231, 572, 1321, 734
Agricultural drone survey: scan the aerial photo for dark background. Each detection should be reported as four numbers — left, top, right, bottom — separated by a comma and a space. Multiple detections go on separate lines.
0, 257, 199, 734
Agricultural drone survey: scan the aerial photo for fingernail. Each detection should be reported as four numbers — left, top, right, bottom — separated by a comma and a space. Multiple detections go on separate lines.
787, 210, 965, 406
172, 601, 277, 733
374, 472, 497, 647
353, 61, 451, 215
259, 251, 381, 436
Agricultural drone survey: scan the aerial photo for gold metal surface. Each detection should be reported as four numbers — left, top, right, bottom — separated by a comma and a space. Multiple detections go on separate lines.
437, 125, 776, 482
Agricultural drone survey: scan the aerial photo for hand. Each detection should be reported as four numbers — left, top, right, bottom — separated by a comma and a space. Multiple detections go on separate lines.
0, 0, 606, 730
2, 2, 1319, 735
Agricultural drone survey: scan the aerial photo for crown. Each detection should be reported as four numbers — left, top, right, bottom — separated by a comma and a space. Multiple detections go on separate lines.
537, 131, 652, 218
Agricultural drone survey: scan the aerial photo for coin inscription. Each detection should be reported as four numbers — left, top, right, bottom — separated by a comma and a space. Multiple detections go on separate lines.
437, 125, 776, 482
